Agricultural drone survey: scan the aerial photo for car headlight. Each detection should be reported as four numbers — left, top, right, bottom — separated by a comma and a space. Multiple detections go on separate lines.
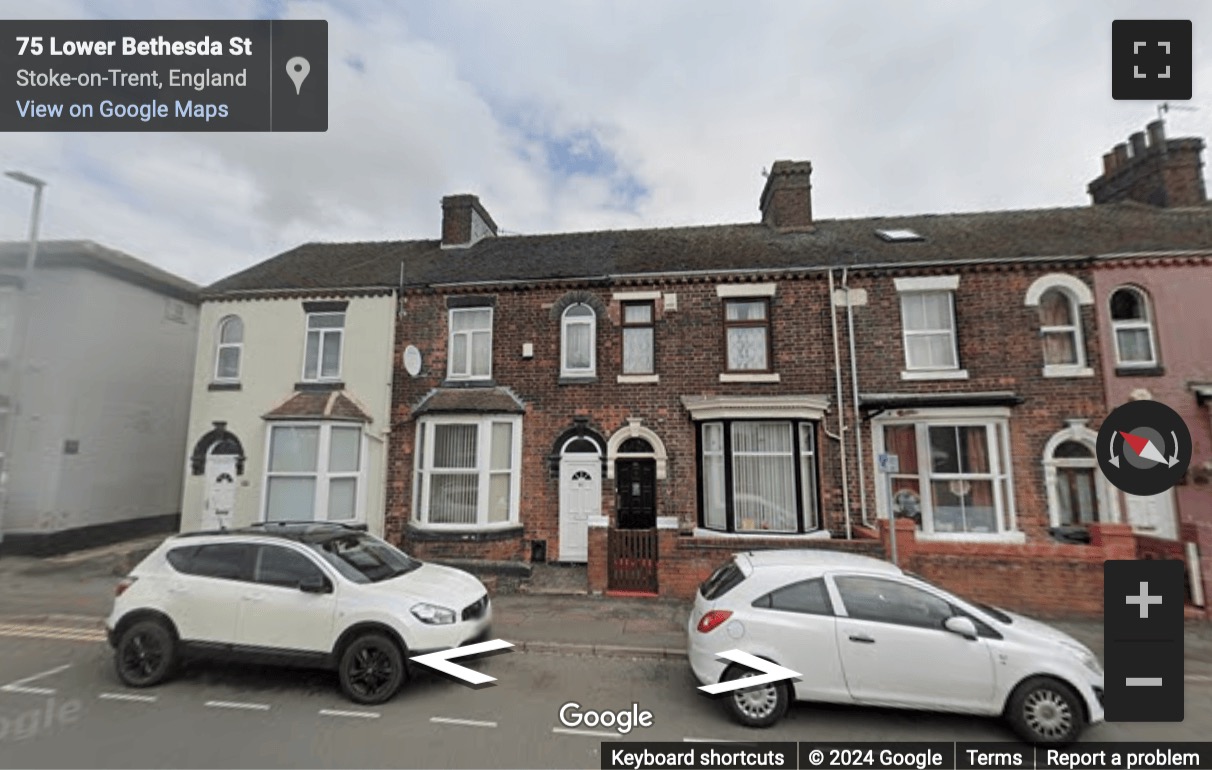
411, 602, 456, 625
1059, 640, 1103, 676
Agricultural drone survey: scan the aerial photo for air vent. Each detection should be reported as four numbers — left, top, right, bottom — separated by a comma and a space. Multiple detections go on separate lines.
875, 229, 924, 242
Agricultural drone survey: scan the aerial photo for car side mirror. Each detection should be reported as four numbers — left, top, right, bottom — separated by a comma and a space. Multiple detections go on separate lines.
299, 575, 332, 594
944, 615, 978, 640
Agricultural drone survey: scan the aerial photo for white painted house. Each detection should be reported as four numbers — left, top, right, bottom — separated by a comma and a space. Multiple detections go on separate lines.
180, 244, 397, 536
0, 240, 199, 555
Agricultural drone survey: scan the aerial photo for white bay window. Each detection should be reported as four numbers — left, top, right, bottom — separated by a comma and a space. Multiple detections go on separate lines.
414, 415, 522, 527
263, 423, 365, 522
874, 410, 1018, 539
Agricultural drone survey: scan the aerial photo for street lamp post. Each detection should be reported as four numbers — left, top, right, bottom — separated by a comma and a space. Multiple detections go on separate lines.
0, 171, 46, 551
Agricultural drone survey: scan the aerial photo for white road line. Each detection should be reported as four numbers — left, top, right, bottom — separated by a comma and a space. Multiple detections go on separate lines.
430, 716, 498, 728
0, 663, 71, 695
1187, 674, 1212, 683
204, 700, 271, 711
319, 709, 380, 719
552, 727, 623, 739
98, 692, 158, 703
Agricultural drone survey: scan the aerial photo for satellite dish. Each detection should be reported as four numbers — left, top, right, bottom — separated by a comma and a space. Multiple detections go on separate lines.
403, 345, 422, 377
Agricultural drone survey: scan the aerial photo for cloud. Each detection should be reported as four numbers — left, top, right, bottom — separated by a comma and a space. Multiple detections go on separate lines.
0, 0, 1208, 286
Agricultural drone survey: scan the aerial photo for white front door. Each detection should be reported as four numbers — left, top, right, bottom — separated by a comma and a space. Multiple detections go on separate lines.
202, 454, 238, 530
559, 455, 599, 562
1124, 489, 1178, 539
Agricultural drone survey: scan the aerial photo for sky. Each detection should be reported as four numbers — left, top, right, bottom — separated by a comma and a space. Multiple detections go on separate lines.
0, 0, 1209, 287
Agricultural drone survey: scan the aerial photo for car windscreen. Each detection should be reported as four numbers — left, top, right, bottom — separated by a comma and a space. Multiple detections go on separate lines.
700, 560, 746, 600
309, 534, 421, 584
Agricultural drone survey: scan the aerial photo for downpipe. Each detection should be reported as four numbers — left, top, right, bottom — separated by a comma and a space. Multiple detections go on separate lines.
828, 269, 852, 540
843, 269, 869, 526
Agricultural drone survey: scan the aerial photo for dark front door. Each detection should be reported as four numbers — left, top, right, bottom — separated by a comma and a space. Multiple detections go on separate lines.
616, 459, 656, 529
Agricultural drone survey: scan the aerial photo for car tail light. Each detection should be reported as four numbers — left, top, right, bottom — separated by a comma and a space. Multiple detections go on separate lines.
696, 609, 732, 633
115, 577, 137, 597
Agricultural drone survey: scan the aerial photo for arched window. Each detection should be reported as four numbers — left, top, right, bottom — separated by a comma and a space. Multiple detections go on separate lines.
1043, 425, 1110, 528
1110, 286, 1158, 367
214, 316, 244, 382
1038, 288, 1084, 369
561, 304, 596, 377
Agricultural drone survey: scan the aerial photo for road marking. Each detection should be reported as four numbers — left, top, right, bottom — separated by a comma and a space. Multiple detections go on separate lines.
99, 692, 158, 703
1186, 674, 1212, 683
319, 709, 380, 719
204, 700, 270, 711
552, 727, 623, 739
0, 663, 71, 695
0, 624, 105, 642
430, 716, 498, 728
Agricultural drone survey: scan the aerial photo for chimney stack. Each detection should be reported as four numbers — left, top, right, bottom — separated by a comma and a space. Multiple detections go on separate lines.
441, 194, 498, 248
1088, 122, 1207, 208
759, 160, 814, 231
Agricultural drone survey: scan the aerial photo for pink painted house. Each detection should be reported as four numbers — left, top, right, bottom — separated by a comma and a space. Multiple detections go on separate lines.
1088, 120, 1212, 610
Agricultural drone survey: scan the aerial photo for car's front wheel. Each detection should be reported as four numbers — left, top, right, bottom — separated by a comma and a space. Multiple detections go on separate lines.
114, 619, 177, 688
338, 633, 405, 705
1006, 677, 1086, 744
719, 664, 789, 728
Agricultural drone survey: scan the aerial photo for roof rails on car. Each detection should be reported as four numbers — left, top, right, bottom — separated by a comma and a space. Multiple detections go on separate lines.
247, 520, 368, 532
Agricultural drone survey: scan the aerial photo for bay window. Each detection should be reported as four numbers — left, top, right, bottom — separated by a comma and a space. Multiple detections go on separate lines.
263, 423, 364, 522
875, 412, 1016, 538
413, 415, 522, 527
698, 420, 819, 533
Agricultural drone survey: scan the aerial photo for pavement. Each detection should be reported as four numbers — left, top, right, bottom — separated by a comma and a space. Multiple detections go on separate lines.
4, 534, 1212, 672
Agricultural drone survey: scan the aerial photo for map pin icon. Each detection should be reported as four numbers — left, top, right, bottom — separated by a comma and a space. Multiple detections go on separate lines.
286, 56, 310, 95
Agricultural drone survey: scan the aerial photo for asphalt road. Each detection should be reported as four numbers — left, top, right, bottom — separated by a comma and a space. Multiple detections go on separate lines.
1, 631, 1211, 769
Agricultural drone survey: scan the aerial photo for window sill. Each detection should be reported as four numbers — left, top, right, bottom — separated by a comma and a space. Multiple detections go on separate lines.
1115, 365, 1165, 378
719, 372, 781, 383
558, 375, 598, 385
441, 378, 497, 388
1043, 365, 1094, 378
406, 523, 523, 542
691, 527, 832, 540
295, 381, 344, 392
900, 369, 968, 381
208, 381, 242, 392
617, 374, 659, 384
916, 531, 1026, 544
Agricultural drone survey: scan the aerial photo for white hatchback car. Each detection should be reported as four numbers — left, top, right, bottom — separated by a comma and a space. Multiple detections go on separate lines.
106, 522, 491, 704
689, 550, 1104, 744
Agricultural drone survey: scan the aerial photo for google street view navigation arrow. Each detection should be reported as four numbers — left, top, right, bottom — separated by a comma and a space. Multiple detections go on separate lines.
411, 639, 514, 686
697, 649, 801, 695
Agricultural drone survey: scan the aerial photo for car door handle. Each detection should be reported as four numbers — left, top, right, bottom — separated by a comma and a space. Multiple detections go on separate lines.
242, 593, 264, 602
848, 634, 876, 644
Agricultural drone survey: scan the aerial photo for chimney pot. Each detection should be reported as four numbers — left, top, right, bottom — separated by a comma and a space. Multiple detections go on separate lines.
1102, 151, 1118, 175
1130, 131, 1148, 158
1113, 143, 1130, 167
759, 160, 814, 231
1147, 119, 1166, 150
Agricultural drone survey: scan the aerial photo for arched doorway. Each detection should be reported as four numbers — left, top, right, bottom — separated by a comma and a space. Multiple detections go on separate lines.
615, 437, 656, 530
558, 436, 601, 562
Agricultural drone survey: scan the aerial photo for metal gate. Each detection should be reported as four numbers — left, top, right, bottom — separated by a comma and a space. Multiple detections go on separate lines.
607, 528, 659, 594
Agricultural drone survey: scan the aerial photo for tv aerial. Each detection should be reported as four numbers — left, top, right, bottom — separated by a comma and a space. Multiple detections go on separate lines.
1157, 102, 1199, 120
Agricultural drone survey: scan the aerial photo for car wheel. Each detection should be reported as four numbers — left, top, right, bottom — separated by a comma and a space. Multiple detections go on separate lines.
1006, 677, 1085, 745
719, 664, 789, 728
114, 619, 176, 688
339, 633, 405, 705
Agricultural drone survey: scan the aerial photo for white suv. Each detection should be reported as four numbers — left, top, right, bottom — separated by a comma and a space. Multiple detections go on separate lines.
688, 550, 1105, 744
106, 522, 492, 704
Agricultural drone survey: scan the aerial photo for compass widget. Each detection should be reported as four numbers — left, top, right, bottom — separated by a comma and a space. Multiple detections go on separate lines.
1097, 400, 1192, 496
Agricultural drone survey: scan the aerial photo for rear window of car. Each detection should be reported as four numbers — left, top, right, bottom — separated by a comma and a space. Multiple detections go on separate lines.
165, 545, 198, 573
700, 560, 746, 600
752, 578, 833, 616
